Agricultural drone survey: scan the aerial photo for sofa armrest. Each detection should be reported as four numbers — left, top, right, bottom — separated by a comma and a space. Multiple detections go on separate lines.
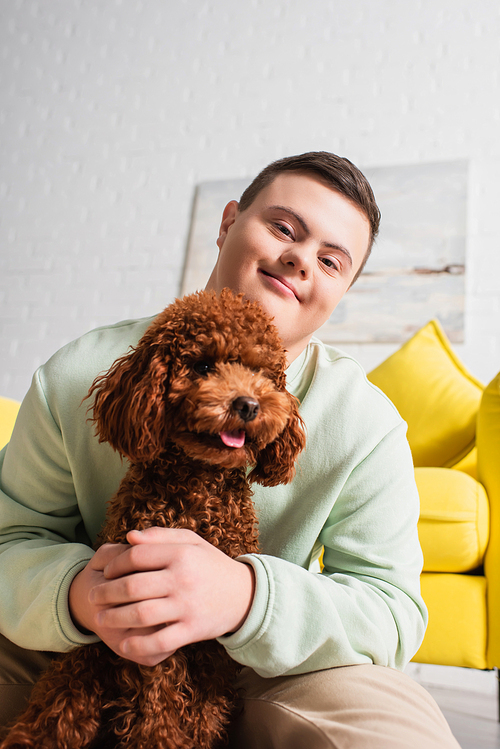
477, 371, 500, 668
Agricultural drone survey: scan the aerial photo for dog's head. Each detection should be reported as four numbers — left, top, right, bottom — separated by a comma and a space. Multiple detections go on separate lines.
88, 289, 306, 486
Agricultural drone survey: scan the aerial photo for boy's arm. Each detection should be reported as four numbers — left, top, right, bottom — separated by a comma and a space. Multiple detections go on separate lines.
0, 370, 99, 651
0, 318, 150, 652
218, 420, 427, 677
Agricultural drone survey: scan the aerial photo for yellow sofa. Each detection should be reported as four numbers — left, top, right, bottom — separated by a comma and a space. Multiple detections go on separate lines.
368, 320, 500, 671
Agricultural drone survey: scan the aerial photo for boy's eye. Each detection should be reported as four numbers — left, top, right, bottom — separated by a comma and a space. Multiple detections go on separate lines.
320, 257, 340, 272
193, 361, 213, 376
275, 223, 293, 238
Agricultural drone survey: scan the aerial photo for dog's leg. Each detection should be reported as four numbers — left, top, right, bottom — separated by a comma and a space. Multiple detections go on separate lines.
121, 644, 238, 749
101, 645, 236, 749
116, 656, 193, 749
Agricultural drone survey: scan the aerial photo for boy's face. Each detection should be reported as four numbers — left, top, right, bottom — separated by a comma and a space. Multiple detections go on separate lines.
206, 172, 370, 364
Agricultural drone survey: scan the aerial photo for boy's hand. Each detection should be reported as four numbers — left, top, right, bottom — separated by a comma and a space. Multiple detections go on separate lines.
68, 527, 256, 667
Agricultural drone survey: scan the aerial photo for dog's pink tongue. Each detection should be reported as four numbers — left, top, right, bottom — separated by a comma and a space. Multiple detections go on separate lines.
220, 430, 246, 448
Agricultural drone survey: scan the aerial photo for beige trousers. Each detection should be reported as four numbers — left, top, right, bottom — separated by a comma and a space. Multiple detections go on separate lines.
0, 633, 460, 748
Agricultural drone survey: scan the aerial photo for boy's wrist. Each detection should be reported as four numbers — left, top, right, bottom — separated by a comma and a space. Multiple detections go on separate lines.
224, 560, 256, 635
68, 567, 96, 635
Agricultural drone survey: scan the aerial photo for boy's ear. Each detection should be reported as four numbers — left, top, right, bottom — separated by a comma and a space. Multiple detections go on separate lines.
216, 200, 239, 250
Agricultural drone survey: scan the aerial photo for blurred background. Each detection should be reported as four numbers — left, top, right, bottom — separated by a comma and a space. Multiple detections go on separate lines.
1, 0, 499, 400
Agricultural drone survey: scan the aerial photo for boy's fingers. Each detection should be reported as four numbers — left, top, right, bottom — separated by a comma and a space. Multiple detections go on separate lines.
96, 596, 178, 630
89, 527, 200, 575
102, 539, 196, 580
91, 529, 205, 578
90, 570, 171, 606
121, 622, 187, 661
126, 527, 203, 546
90, 543, 130, 571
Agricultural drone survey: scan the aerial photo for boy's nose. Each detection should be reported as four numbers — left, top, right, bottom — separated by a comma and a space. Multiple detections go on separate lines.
280, 247, 312, 278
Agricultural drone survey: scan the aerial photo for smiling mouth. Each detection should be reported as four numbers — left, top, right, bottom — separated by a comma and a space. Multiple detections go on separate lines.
259, 269, 299, 301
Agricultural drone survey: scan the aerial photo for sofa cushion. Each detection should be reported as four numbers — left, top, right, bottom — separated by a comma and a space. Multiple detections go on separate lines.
416, 467, 489, 572
367, 320, 483, 467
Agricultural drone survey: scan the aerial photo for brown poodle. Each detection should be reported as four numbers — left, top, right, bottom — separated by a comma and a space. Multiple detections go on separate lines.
2, 289, 306, 749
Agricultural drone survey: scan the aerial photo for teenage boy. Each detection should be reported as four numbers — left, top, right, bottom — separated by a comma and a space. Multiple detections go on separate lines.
0, 153, 459, 747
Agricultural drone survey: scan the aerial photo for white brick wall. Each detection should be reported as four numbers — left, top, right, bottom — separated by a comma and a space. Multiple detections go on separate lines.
1, 0, 500, 401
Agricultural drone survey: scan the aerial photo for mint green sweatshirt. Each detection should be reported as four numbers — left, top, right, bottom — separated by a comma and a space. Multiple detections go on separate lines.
0, 317, 427, 677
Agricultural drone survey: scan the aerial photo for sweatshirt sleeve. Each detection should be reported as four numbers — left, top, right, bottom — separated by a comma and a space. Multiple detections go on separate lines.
218, 359, 427, 677
0, 318, 147, 652
0, 369, 99, 651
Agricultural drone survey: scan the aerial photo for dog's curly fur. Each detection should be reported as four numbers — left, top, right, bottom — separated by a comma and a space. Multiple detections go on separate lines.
2, 289, 306, 749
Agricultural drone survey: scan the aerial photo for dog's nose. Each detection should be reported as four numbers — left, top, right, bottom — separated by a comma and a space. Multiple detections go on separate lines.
232, 396, 260, 422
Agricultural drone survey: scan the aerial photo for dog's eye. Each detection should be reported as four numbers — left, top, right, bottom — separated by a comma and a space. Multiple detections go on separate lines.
193, 361, 212, 377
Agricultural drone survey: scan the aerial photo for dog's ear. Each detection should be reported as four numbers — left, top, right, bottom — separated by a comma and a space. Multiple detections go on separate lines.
248, 399, 306, 486
87, 342, 171, 463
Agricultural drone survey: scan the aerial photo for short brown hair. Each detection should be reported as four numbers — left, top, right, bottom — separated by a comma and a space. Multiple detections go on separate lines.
239, 152, 381, 283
